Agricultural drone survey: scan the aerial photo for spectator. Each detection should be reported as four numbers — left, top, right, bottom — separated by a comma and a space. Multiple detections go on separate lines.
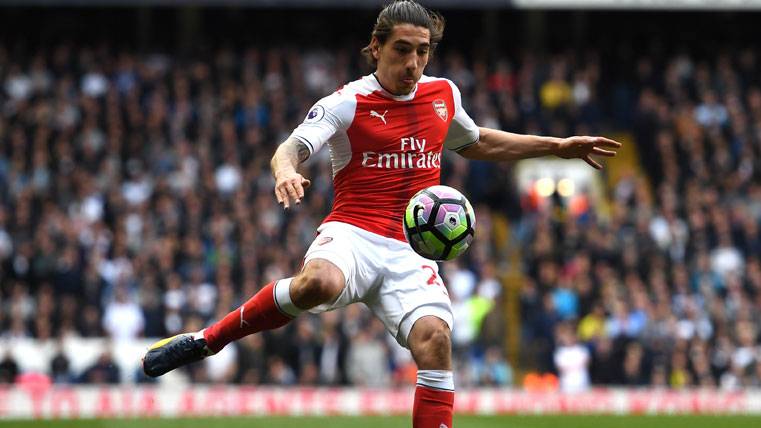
553, 322, 591, 393
346, 321, 391, 387
50, 344, 73, 384
266, 356, 296, 385
477, 346, 513, 386
0, 351, 19, 383
236, 334, 267, 384
590, 336, 620, 385
318, 312, 349, 385
102, 284, 145, 340
205, 343, 238, 384
80, 351, 120, 384
621, 342, 649, 386
578, 303, 606, 342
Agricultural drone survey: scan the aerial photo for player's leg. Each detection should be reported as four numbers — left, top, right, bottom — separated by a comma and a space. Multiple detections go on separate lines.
366, 240, 455, 428
407, 315, 455, 428
203, 258, 344, 350
142, 259, 344, 377
367, 253, 455, 428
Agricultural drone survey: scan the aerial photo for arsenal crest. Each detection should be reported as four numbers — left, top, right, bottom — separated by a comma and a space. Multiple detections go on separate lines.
432, 99, 448, 122
317, 236, 333, 246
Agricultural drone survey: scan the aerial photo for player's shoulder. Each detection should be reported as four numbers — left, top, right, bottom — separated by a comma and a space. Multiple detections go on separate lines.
418, 74, 452, 85
419, 75, 456, 87
316, 75, 384, 110
418, 75, 460, 96
317, 86, 356, 109
309, 78, 368, 122
320, 74, 377, 105
340, 74, 380, 97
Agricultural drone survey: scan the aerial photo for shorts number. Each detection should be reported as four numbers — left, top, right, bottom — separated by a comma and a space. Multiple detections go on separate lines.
422, 265, 443, 288
421, 265, 447, 295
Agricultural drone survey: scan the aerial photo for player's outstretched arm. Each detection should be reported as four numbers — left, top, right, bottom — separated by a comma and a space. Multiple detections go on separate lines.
270, 138, 312, 209
457, 127, 621, 169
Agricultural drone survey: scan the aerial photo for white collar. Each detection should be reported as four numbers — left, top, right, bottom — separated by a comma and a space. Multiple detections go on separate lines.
369, 73, 418, 101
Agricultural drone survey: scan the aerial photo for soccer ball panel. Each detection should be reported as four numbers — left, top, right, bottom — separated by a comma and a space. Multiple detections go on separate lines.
426, 185, 463, 200
434, 203, 468, 240
418, 230, 446, 259
404, 194, 436, 229
449, 236, 474, 259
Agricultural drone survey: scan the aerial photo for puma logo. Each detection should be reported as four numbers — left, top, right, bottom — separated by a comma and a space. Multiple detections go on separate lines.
240, 306, 249, 328
370, 109, 388, 125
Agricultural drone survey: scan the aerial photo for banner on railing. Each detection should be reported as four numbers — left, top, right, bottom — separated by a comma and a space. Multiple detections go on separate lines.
1, 386, 760, 419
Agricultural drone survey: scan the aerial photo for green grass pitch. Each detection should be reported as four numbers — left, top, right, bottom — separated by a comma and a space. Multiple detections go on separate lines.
2, 415, 761, 428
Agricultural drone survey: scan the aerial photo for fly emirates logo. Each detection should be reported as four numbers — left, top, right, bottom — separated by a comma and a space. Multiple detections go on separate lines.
361, 137, 441, 169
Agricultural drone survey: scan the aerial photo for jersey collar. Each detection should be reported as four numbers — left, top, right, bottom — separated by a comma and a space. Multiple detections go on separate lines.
370, 73, 418, 102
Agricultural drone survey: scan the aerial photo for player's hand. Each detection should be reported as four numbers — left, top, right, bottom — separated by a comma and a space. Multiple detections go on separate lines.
556, 136, 622, 169
274, 170, 311, 209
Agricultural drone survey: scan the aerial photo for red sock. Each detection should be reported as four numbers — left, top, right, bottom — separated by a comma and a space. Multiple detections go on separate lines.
413, 385, 454, 428
203, 281, 293, 353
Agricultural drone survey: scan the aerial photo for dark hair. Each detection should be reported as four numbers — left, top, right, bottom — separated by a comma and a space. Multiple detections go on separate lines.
361, 1, 445, 67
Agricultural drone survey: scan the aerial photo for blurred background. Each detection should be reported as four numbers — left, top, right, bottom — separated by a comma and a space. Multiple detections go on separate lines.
1, 0, 760, 421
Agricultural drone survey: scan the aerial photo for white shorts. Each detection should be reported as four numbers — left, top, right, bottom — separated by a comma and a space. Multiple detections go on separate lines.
303, 221, 453, 348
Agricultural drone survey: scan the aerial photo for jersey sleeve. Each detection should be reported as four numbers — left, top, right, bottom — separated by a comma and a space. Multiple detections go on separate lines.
289, 90, 356, 156
443, 80, 480, 151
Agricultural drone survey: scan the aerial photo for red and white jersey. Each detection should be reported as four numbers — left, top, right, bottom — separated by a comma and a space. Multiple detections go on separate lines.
290, 74, 479, 241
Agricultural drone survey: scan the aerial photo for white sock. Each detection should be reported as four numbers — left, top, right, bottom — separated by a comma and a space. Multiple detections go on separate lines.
274, 277, 303, 317
417, 370, 454, 391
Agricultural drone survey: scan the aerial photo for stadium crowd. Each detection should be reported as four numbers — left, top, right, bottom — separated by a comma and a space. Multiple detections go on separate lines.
0, 41, 759, 390
519, 49, 761, 390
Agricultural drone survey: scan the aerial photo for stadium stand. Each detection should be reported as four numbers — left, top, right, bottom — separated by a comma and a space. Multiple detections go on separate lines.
0, 10, 759, 393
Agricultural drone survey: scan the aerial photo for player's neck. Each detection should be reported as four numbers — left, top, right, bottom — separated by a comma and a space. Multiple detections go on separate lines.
373, 72, 414, 96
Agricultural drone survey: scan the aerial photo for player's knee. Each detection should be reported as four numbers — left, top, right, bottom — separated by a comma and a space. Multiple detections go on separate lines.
411, 317, 452, 354
293, 261, 344, 303
293, 270, 330, 299
424, 325, 451, 352
409, 318, 452, 369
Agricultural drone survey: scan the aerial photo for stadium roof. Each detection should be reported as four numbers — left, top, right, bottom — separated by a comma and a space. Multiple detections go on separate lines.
1, 0, 761, 10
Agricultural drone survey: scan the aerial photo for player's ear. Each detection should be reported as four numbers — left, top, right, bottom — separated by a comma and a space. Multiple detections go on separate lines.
370, 37, 380, 61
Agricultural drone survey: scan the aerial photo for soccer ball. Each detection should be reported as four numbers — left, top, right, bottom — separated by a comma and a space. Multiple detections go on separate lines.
403, 185, 475, 261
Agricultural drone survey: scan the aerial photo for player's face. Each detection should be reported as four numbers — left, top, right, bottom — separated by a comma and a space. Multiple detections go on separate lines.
373, 23, 431, 95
